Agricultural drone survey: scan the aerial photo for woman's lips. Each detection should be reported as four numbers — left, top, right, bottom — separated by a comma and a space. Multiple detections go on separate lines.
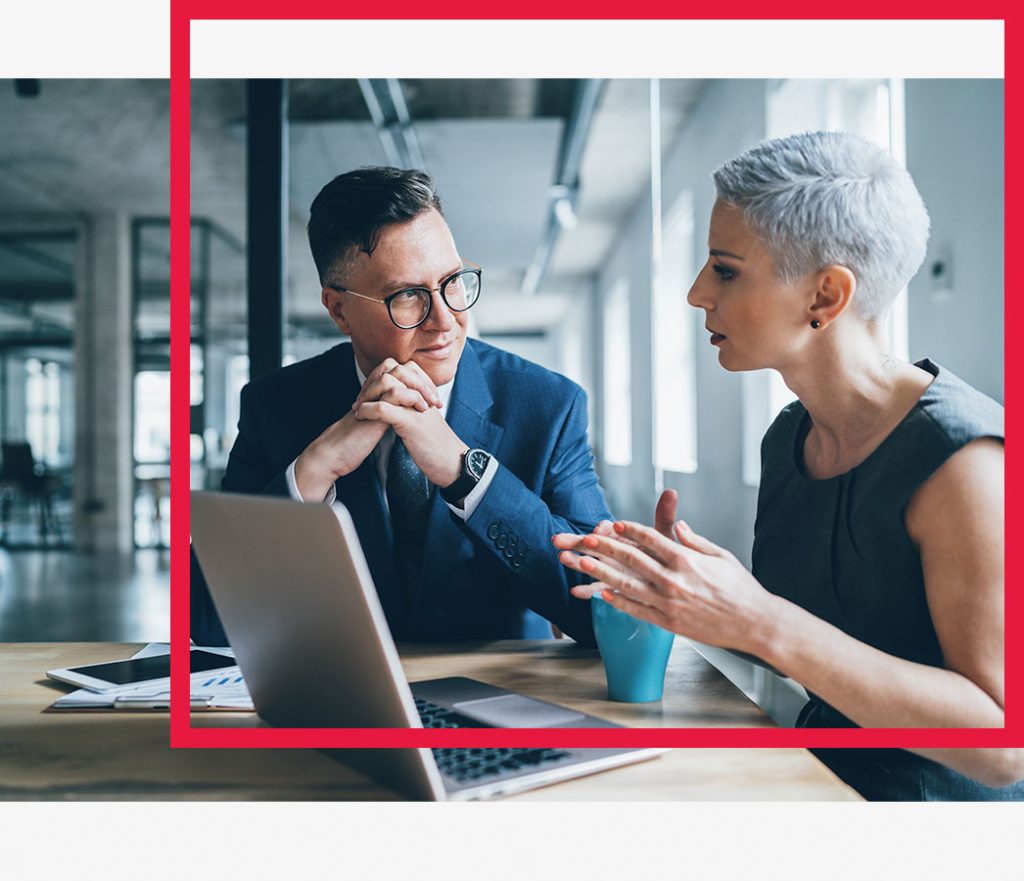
709, 332, 727, 346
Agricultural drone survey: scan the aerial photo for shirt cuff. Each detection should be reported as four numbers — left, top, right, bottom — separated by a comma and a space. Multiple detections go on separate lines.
446, 455, 499, 521
286, 459, 337, 505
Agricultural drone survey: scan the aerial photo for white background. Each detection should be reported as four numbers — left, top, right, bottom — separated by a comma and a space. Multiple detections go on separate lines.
190, 19, 1003, 78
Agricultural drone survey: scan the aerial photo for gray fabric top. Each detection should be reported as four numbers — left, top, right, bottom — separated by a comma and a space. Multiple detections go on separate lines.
753, 359, 1003, 670
751, 360, 1016, 800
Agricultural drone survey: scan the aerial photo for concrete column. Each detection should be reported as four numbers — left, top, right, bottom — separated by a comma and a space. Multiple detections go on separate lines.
3, 359, 28, 439
246, 79, 288, 380
59, 365, 75, 463
73, 212, 134, 552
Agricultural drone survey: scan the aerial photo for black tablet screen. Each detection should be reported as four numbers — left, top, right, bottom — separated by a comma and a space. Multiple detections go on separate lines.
67, 650, 232, 685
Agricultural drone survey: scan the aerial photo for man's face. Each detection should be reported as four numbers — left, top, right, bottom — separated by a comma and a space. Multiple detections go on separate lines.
322, 208, 469, 387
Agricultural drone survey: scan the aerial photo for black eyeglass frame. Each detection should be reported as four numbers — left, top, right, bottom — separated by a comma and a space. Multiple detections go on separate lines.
328, 261, 483, 329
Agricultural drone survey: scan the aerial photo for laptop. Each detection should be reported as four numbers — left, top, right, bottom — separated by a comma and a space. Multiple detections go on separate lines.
190, 491, 663, 800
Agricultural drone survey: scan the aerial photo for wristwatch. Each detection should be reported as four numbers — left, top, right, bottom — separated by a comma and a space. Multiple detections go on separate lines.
441, 448, 492, 506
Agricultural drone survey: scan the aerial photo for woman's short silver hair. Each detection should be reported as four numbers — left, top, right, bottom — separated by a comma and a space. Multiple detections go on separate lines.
712, 131, 930, 320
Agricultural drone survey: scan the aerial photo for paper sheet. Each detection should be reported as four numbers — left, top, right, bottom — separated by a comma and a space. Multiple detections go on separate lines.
48, 643, 254, 711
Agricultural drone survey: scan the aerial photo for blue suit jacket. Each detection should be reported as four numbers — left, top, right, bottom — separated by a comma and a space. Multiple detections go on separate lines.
190, 339, 611, 646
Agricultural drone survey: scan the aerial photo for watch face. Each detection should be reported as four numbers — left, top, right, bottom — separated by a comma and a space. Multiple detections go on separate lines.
466, 449, 490, 479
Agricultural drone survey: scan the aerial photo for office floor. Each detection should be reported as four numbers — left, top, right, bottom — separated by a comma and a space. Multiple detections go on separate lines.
0, 494, 74, 550
0, 489, 169, 550
0, 548, 169, 642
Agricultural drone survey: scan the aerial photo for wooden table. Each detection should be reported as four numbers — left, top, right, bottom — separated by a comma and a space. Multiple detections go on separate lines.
0, 641, 859, 801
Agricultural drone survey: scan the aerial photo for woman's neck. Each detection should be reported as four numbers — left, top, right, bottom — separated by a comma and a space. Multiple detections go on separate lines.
777, 321, 932, 477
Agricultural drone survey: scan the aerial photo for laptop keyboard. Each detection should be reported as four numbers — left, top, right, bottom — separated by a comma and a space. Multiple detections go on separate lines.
414, 697, 572, 784
415, 696, 481, 729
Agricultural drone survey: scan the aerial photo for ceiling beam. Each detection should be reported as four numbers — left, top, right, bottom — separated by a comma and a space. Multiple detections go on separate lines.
521, 79, 606, 296
358, 79, 425, 170
0, 237, 74, 279
0, 282, 74, 302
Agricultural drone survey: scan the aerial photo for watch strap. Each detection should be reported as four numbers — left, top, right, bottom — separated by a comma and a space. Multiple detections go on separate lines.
441, 448, 489, 504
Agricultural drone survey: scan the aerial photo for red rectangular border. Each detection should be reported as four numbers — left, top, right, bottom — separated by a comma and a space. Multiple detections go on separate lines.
171, 2, 1018, 750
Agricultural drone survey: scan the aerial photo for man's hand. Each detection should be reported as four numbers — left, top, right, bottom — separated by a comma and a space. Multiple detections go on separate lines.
353, 401, 467, 488
294, 411, 389, 501
294, 358, 445, 501
353, 358, 442, 411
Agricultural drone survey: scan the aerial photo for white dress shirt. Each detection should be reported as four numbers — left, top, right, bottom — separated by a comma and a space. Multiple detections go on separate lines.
284, 358, 498, 520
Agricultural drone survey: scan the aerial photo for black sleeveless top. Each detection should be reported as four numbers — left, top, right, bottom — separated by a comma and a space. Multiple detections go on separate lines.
753, 360, 1020, 801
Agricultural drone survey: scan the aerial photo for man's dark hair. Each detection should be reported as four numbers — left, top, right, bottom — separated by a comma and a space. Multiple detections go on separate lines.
307, 166, 443, 285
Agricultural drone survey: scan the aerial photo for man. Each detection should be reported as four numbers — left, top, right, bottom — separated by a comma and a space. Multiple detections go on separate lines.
191, 167, 611, 646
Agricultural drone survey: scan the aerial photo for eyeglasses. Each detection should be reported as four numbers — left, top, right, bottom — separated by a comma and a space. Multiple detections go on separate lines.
329, 261, 482, 329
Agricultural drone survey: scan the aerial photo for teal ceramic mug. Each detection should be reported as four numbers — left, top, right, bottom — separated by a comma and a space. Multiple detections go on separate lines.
592, 593, 675, 702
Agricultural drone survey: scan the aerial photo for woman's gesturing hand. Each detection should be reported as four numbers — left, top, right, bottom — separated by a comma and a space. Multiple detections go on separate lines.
552, 489, 680, 599
557, 518, 784, 656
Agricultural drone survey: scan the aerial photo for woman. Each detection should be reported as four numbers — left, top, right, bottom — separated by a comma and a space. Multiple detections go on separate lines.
555, 131, 1022, 801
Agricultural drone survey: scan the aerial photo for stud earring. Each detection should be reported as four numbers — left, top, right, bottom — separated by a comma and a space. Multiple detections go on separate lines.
810, 319, 821, 329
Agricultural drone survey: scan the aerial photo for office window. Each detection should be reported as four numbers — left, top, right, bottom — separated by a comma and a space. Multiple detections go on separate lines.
188, 344, 205, 464
190, 344, 204, 406
653, 191, 697, 474
602, 280, 632, 467
743, 79, 908, 486
134, 371, 170, 464
25, 358, 61, 466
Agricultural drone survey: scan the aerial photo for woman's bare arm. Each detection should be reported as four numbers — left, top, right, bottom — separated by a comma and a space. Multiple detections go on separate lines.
555, 440, 1022, 787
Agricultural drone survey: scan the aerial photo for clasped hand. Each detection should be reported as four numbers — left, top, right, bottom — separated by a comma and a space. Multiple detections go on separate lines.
294, 358, 466, 501
552, 490, 782, 656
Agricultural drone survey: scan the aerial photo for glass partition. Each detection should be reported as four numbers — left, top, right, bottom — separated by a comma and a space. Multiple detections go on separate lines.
134, 218, 244, 547
0, 232, 76, 548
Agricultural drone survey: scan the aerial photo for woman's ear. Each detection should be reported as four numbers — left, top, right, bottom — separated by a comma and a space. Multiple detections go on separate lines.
322, 286, 352, 335
809, 264, 857, 328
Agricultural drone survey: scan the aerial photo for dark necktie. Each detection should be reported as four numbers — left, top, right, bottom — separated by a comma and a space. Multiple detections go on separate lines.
386, 436, 432, 602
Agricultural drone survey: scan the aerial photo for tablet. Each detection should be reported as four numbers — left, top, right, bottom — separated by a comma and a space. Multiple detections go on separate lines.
47, 649, 234, 693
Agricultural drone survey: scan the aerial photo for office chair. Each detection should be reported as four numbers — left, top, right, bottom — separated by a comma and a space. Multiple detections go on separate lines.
0, 441, 62, 545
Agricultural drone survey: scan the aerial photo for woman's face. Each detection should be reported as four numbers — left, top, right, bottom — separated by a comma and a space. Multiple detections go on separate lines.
687, 199, 811, 372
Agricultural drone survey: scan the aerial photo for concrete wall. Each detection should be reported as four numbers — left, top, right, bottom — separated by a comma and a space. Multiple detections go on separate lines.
2, 358, 28, 440
905, 80, 1004, 402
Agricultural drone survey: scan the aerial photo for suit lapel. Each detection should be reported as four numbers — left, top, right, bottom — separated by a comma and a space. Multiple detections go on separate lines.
418, 341, 504, 593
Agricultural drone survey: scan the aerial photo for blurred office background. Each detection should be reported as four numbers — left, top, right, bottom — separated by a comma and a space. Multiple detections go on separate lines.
0, 78, 1002, 721
0, 80, 171, 642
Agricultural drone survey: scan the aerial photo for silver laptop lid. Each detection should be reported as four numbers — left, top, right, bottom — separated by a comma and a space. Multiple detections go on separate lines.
190, 491, 446, 798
